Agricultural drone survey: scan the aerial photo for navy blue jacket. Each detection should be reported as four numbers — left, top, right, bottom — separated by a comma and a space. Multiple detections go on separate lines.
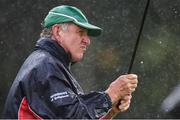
3, 38, 112, 119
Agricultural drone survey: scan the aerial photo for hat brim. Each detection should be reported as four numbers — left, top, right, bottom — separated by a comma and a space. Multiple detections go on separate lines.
73, 21, 102, 37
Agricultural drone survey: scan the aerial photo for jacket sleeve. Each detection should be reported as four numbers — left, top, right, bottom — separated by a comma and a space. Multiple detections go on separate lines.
23, 61, 112, 119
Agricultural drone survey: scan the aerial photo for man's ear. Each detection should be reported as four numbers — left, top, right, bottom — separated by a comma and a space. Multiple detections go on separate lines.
51, 24, 62, 41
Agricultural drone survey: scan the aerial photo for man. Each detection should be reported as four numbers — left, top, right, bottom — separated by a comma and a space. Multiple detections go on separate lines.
3, 5, 138, 119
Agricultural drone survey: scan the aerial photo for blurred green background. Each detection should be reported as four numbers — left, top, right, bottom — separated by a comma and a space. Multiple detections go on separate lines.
0, 0, 180, 118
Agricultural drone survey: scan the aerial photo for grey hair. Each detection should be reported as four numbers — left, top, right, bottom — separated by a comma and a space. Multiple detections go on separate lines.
40, 23, 70, 38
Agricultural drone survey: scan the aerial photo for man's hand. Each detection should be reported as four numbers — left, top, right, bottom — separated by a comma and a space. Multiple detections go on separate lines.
102, 74, 138, 119
100, 95, 132, 119
116, 95, 131, 112
105, 74, 138, 105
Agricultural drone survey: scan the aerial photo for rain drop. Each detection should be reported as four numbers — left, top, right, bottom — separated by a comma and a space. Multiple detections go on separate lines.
174, 10, 178, 14
0, 41, 3, 45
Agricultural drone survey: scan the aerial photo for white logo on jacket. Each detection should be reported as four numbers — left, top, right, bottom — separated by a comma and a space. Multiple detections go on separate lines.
50, 92, 69, 102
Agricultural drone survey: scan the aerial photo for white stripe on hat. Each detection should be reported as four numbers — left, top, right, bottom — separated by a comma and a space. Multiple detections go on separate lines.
49, 11, 98, 29
49, 12, 78, 22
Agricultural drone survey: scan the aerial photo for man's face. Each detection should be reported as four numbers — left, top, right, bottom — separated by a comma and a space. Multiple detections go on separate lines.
59, 23, 91, 62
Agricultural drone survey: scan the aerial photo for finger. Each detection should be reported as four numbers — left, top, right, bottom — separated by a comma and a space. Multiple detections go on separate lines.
131, 88, 136, 92
119, 100, 130, 110
126, 83, 137, 93
120, 99, 130, 105
120, 99, 130, 107
119, 103, 130, 112
130, 84, 137, 91
128, 83, 137, 89
117, 75, 138, 85
123, 94, 132, 100
129, 78, 138, 84
131, 83, 137, 88
120, 103, 130, 112
126, 74, 138, 79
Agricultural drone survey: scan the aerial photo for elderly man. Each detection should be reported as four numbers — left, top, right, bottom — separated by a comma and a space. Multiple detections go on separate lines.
3, 5, 138, 119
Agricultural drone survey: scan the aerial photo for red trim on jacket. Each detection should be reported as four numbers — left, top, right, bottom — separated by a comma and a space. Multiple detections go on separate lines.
18, 97, 42, 119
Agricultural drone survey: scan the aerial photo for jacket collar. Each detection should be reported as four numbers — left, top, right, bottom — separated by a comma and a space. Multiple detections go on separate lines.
34, 37, 71, 68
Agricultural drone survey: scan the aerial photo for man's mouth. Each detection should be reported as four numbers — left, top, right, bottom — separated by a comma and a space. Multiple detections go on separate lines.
80, 46, 87, 52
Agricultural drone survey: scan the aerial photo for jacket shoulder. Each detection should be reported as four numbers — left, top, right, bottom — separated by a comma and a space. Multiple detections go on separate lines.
17, 50, 67, 82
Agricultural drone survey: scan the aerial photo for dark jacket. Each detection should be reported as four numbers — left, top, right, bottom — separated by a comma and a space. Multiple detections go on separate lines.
3, 38, 112, 119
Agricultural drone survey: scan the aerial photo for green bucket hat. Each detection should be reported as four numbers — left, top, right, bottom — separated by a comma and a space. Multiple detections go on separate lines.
43, 5, 102, 37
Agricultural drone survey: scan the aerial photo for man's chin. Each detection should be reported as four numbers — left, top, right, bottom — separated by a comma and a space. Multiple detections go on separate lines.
71, 55, 84, 62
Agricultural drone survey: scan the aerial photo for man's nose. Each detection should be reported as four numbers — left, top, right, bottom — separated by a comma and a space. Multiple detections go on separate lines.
82, 35, 91, 46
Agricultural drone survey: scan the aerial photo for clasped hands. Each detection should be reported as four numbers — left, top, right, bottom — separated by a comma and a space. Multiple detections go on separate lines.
103, 74, 138, 119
